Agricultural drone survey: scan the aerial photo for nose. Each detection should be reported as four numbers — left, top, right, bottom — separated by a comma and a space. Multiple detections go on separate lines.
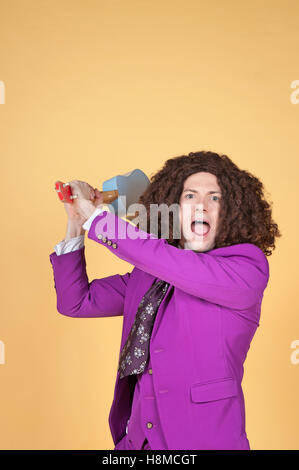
194, 203, 207, 216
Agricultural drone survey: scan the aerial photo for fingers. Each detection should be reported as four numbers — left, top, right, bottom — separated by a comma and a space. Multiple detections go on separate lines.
90, 187, 96, 200
68, 180, 95, 201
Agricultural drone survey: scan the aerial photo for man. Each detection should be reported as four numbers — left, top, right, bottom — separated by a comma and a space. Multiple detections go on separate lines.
50, 153, 274, 449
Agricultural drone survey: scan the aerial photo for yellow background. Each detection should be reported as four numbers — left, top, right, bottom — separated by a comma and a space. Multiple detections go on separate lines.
0, 0, 298, 450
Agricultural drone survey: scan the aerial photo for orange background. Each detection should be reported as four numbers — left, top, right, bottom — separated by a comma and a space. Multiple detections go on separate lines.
0, 0, 298, 449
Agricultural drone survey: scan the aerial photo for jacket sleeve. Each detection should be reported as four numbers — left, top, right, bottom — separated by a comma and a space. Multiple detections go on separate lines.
86, 211, 270, 310
49, 246, 131, 317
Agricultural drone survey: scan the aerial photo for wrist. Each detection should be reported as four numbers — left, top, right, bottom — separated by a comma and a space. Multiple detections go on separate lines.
80, 201, 97, 221
65, 220, 85, 240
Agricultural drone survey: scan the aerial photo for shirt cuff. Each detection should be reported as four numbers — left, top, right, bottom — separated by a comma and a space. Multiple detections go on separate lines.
54, 234, 85, 256
82, 207, 105, 231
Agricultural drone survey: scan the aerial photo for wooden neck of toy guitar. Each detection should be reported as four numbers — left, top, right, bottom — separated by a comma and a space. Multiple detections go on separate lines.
101, 189, 119, 203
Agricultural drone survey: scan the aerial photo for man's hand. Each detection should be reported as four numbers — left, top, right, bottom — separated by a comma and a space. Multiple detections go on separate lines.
63, 180, 103, 224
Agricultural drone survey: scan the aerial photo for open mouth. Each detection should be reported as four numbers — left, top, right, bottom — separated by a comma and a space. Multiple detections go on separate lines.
191, 220, 210, 237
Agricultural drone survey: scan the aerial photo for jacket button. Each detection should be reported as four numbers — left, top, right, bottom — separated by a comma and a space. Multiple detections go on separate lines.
107, 240, 112, 246
146, 422, 153, 429
97, 234, 103, 240
112, 243, 118, 249
148, 368, 152, 374
102, 237, 107, 243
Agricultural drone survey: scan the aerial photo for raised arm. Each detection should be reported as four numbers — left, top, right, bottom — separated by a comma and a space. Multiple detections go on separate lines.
49, 246, 131, 317
86, 211, 270, 314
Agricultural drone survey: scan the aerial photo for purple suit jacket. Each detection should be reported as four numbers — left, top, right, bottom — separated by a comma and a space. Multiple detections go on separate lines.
49, 210, 270, 450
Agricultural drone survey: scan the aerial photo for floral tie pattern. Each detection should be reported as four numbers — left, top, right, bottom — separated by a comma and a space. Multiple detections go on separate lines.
118, 279, 170, 379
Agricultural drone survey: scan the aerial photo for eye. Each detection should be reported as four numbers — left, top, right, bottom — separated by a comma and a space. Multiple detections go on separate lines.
185, 194, 194, 199
211, 195, 220, 201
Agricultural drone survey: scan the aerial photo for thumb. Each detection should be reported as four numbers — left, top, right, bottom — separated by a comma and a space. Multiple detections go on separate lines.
93, 188, 104, 206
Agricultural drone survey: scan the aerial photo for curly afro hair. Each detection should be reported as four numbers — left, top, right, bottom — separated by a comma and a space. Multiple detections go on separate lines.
135, 150, 281, 256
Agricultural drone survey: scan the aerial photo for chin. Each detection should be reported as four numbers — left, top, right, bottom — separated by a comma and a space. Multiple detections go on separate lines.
180, 238, 215, 252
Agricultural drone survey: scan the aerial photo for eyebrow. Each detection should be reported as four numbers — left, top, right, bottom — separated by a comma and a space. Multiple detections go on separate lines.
182, 189, 222, 194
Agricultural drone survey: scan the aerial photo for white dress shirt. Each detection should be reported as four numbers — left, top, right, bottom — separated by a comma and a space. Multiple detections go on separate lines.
54, 207, 104, 256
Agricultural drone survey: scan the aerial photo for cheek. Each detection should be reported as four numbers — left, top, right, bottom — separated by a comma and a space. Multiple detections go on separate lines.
180, 202, 192, 218
179, 205, 186, 225
213, 207, 221, 222
213, 215, 221, 234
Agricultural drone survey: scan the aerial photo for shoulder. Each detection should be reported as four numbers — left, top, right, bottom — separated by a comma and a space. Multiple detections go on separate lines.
209, 242, 269, 273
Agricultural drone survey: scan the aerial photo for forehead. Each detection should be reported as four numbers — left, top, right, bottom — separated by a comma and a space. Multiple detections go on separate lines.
182, 172, 220, 190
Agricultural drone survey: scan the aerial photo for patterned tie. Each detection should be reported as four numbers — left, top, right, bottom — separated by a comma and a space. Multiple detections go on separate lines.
118, 278, 170, 379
